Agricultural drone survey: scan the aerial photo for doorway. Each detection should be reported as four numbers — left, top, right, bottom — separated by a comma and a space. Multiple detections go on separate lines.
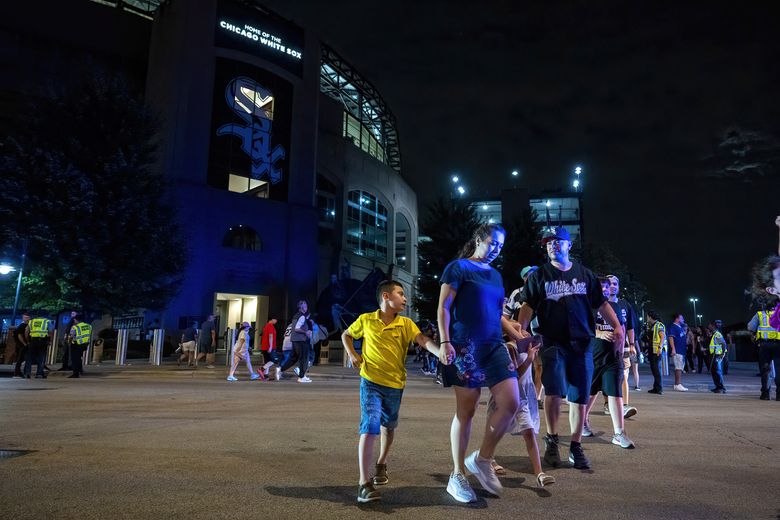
214, 293, 268, 357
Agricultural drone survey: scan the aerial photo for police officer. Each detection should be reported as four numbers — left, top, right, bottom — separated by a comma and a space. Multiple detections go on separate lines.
747, 308, 779, 400
25, 315, 53, 379
708, 320, 728, 393
645, 310, 666, 395
69, 314, 92, 379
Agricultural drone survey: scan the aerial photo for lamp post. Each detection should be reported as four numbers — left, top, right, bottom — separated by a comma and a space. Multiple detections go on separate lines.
689, 298, 699, 325
697, 314, 703, 326
1, 240, 27, 327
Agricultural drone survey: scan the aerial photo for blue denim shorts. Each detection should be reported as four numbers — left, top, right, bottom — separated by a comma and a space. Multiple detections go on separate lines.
541, 337, 595, 405
359, 378, 403, 435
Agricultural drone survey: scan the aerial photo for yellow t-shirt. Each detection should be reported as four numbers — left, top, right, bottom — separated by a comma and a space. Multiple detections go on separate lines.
346, 310, 421, 389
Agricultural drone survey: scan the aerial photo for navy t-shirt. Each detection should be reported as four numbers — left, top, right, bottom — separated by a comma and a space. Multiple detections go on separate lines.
596, 301, 626, 333
616, 299, 636, 333
668, 323, 687, 356
440, 259, 505, 345
520, 261, 606, 343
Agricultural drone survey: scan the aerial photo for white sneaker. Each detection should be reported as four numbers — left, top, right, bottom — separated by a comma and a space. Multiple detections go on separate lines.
612, 431, 635, 449
582, 421, 593, 437
298, 376, 312, 383
674, 384, 688, 392
623, 406, 637, 419
446, 472, 477, 503
275, 367, 282, 381
464, 450, 503, 496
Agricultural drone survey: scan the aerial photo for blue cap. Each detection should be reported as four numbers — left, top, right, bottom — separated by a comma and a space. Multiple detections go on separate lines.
541, 226, 571, 244
520, 266, 538, 280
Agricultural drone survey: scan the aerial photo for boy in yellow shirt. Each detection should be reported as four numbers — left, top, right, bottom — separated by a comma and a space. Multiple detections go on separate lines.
342, 280, 440, 503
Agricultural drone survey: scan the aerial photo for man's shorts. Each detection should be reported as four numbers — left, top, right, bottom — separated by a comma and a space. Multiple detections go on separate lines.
590, 339, 624, 397
623, 352, 631, 371
672, 353, 685, 369
182, 340, 196, 352
359, 378, 403, 435
540, 337, 594, 405
441, 341, 517, 389
199, 342, 216, 354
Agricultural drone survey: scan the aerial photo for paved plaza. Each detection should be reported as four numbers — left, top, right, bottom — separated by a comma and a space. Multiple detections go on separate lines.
1, 360, 777, 520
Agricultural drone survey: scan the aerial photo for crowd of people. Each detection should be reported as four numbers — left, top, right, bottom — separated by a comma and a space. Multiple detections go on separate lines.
337, 215, 780, 505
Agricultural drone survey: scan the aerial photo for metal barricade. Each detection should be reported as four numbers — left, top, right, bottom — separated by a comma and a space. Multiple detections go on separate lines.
225, 328, 236, 367
83, 330, 93, 366
150, 329, 164, 365
116, 329, 129, 365
661, 349, 669, 376
46, 328, 60, 365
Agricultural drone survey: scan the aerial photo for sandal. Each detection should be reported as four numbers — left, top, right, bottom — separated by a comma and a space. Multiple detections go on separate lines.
490, 459, 506, 475
536, 472, 555, 488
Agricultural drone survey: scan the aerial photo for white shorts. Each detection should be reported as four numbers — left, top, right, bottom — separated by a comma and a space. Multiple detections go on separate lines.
182, 340, 196, 352
672, 353, 685, 369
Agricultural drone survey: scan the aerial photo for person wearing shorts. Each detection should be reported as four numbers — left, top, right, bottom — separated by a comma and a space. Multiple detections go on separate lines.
668, 313, 689, 391
342, 280, 439, 504
178, 322, 197, 367
438, 223, 519, 503
197, 314, 217, 368
582, 277, 635, 449
516, 226, 624, 470
606, 275, 638, 418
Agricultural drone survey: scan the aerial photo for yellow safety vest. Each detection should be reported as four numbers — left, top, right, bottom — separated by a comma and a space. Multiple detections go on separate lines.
74, 322, 92, 345
709, 331, 726, 355
651, 321, 667, 354
755, 311, 780, 341
29, 318, 50, 338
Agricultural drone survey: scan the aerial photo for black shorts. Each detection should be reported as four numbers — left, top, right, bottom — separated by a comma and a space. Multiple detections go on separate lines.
590, 339, 623, 397
199, 343, 215, 354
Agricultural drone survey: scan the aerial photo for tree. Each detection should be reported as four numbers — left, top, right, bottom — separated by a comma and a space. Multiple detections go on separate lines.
579, 241, 648, 310
413, 198, 481, 320
498, 207, 545, 292
0, 72, 186, 314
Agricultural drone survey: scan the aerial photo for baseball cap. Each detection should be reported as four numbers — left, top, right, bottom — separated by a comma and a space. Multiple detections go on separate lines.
541, 226, 571, 245
520, 266, 538, 280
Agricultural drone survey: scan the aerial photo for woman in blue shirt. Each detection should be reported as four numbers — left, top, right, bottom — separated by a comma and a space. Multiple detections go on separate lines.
437, 223, 519, 503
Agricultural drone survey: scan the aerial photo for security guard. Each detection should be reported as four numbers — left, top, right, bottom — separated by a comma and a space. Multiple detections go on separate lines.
708, 320, 728, 393
25, 316, 53, 379
748, 308, 780, 400
69, 315, 92, 379
645, 310, 666, 395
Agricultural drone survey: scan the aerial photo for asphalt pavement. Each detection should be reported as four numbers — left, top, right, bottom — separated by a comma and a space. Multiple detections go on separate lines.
0, 358, 777, 520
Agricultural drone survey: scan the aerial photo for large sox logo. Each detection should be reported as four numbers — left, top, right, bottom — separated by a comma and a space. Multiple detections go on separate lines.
217, 76, 286, 184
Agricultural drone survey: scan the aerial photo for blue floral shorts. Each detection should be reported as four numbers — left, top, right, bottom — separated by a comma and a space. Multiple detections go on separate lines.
441, 340, 517, 389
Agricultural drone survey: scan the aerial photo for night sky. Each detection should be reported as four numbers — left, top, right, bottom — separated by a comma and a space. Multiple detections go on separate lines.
265, 0, 780, 324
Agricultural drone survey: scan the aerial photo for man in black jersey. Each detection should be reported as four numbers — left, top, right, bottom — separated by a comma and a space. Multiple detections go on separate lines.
582, 277, 635, 449
516, 227, 624, 470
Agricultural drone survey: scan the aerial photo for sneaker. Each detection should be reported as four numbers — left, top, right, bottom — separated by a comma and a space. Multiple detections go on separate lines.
12, 374, 24, 379
603, 405, 610, 415
464, 450, 503, 496
623, 406, 637, 419
633, 386, 641, 391
536, 472, 556, 488
298, 376, 312, 383
373, 463, 388, 485
760, 390, 770, 400
673, 384, 688, 392
250, 373, 261, 381
490, 459, 506, 475
543, 433, 562, 468
226, 375, 238, 381
206, 364, 215, 369
446, 472, 477, 503
275, 367, 282, 381
568, 443, 591, 469
357, 482, 381, 503
611, 431, 635, 449
294, 367, 300, 376
582, 421, 593, 437
420, 368, 430, 376
647, 388, 663, 395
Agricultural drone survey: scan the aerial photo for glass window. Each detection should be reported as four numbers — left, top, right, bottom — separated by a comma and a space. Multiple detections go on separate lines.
395, 213, 411, 270
222, 226, 262, 251
346, 190, 388, 260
